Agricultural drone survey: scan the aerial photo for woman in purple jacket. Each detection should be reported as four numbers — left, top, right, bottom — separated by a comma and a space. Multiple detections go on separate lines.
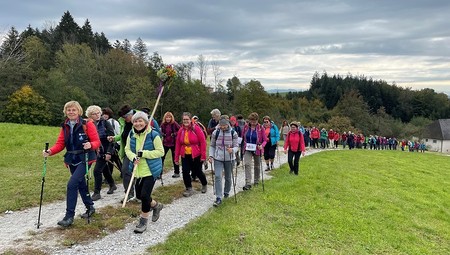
160, 111, 181, 178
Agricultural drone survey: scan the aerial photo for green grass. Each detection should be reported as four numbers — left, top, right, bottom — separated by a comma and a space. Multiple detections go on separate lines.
2, 123, 449, 254
149, 150, 450, 254
0, 123, 122, 212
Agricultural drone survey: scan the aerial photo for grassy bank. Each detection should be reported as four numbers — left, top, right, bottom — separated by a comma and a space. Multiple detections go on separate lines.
149, 150, 450, 254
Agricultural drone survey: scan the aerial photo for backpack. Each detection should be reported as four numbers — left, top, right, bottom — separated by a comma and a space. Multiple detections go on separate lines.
214, 128, 235, 141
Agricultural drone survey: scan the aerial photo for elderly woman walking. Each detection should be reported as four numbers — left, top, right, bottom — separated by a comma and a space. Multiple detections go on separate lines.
125, 112, 164, 233
241, 112, 267, 190
42, 101, 100, 227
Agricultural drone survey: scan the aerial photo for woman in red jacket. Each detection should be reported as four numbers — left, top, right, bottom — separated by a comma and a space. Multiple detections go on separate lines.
42, 101, 100, 227
174, 112, 208, 197
283, 122, 306, 175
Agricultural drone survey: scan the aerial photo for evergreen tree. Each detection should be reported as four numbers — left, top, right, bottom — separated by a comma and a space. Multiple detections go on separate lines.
132, 37, 148, 63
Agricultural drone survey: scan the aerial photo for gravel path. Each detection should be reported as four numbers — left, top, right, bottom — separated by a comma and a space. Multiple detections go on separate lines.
0, 148, 321, 254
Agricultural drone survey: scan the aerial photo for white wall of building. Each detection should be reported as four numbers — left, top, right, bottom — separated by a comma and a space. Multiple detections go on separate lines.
424, 138, 450, 154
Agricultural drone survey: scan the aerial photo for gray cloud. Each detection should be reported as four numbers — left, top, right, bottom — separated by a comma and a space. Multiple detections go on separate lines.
1, 0, 450, 92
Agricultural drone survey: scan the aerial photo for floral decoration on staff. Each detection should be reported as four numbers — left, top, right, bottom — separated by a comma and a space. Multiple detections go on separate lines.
157, 65, 177, 90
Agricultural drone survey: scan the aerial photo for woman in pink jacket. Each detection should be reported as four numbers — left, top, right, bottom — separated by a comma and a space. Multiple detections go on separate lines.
241, 112, 267, 190
283, 122, 306, 175
174, 112, 208, 197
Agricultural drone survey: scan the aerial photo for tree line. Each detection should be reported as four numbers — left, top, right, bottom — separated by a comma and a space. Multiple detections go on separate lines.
1, 11, 449, 139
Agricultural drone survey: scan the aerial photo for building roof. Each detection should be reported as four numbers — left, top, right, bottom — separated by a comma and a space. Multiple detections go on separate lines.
423, 119, 450, 140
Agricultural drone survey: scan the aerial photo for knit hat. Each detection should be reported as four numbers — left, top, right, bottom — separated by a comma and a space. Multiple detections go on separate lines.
219, 118, 230, 126
132, 111, 149, 124
289, 121, 299, 128
230, 116, 237, 122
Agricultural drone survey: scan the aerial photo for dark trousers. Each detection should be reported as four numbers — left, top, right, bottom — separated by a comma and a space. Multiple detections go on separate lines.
162, 145, 179, 174
66, 163, 94, 218
135, 176, 156, 213
287, 150, 301, 175
122, 157, 134, 196
182, 155, 207, 188
94, 156, 115, 192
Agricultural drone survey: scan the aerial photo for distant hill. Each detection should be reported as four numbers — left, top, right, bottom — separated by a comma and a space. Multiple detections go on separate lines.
266, 88, 304, 94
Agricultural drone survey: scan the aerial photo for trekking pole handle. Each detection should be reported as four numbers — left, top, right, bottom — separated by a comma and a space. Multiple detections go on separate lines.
45, 142, 49, 152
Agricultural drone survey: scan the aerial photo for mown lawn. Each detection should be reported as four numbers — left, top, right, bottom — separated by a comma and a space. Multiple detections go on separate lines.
149, 150, 450, 254
1, 123, 449, 254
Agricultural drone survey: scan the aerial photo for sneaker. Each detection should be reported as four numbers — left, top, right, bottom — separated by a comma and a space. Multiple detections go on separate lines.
80, 205, 95, 219
270, 163, 274, 169
289, 170, 294, 175
183, 188, 194, 197
224, 193, 229, 198
151, 202, 163, 222
134, 217, 148, 233
120, 194, 134, 203
265, 165, 271, 171
57, 216, 74, 227
107, 184, 117, 194
128, 196, 141, 203
172, 173, 180, 178
91, 192, 101, 201
213, 197, 222, 207
243, 184, 252, 190
201, 185, 207, 193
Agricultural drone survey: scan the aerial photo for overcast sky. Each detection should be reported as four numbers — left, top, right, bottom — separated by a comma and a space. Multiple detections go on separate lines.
1, 0, 450, 93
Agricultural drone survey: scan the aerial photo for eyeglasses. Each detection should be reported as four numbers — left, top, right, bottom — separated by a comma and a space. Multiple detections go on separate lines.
264, 121, 269, 123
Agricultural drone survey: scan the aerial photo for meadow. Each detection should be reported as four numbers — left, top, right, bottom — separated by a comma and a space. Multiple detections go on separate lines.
0, 123, 449, 254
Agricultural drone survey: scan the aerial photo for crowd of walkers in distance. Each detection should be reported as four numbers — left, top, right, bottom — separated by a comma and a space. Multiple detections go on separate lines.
279, 122, 427, 153
41, 102, 308, 233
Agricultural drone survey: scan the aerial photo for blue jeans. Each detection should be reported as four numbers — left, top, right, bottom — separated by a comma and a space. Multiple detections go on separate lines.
66, 163, 94, 218
214, 160, 233, 198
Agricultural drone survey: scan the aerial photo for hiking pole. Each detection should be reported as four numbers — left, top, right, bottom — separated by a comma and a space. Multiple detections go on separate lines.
84, 144, 91, 224
210, 161, 215, 195
229, 150, 237, 203
37, 142, 49, 229
276, 144, 280, 166
259, 148, 265, 192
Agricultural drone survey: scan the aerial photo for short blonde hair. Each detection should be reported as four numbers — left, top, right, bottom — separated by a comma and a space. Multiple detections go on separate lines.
86, 105, 102, 117
63, 101, 83, 117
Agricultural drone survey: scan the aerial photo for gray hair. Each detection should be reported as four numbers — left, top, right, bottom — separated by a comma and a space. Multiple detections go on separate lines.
210, 108, 221, 116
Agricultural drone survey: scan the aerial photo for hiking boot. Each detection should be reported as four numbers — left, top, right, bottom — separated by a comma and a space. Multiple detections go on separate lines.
57, 216, 74, 227
265, 165, 271, 171
107, 184, 117, 194
289, 170, 294, 175
224, 193, 229, 198
213, 197, 222, 207
80, 205, 95, 219
172, 173, 180, 178
183, 188, 194, 197
243, 184, 252, 191
134, 217, 148, 234
254, 182, 259, 186
201, 185, 207, 193
270, 163, 274, 169
151, 202, 163, 222
91, 192, 101, 201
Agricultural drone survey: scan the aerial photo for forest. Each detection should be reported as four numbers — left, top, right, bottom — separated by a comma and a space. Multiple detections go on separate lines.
1, 11, 449, 139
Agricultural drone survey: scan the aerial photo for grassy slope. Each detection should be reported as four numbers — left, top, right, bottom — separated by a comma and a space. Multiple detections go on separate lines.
1, 123, 449, 254
150, 150, 450, 255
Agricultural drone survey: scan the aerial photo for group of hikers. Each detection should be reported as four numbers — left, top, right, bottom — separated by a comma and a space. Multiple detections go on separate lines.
42, 101, 306, 233
280, 123, 427, 152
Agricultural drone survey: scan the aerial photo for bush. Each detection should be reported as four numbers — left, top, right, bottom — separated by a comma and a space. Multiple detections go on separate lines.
3, 84, 51, 125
